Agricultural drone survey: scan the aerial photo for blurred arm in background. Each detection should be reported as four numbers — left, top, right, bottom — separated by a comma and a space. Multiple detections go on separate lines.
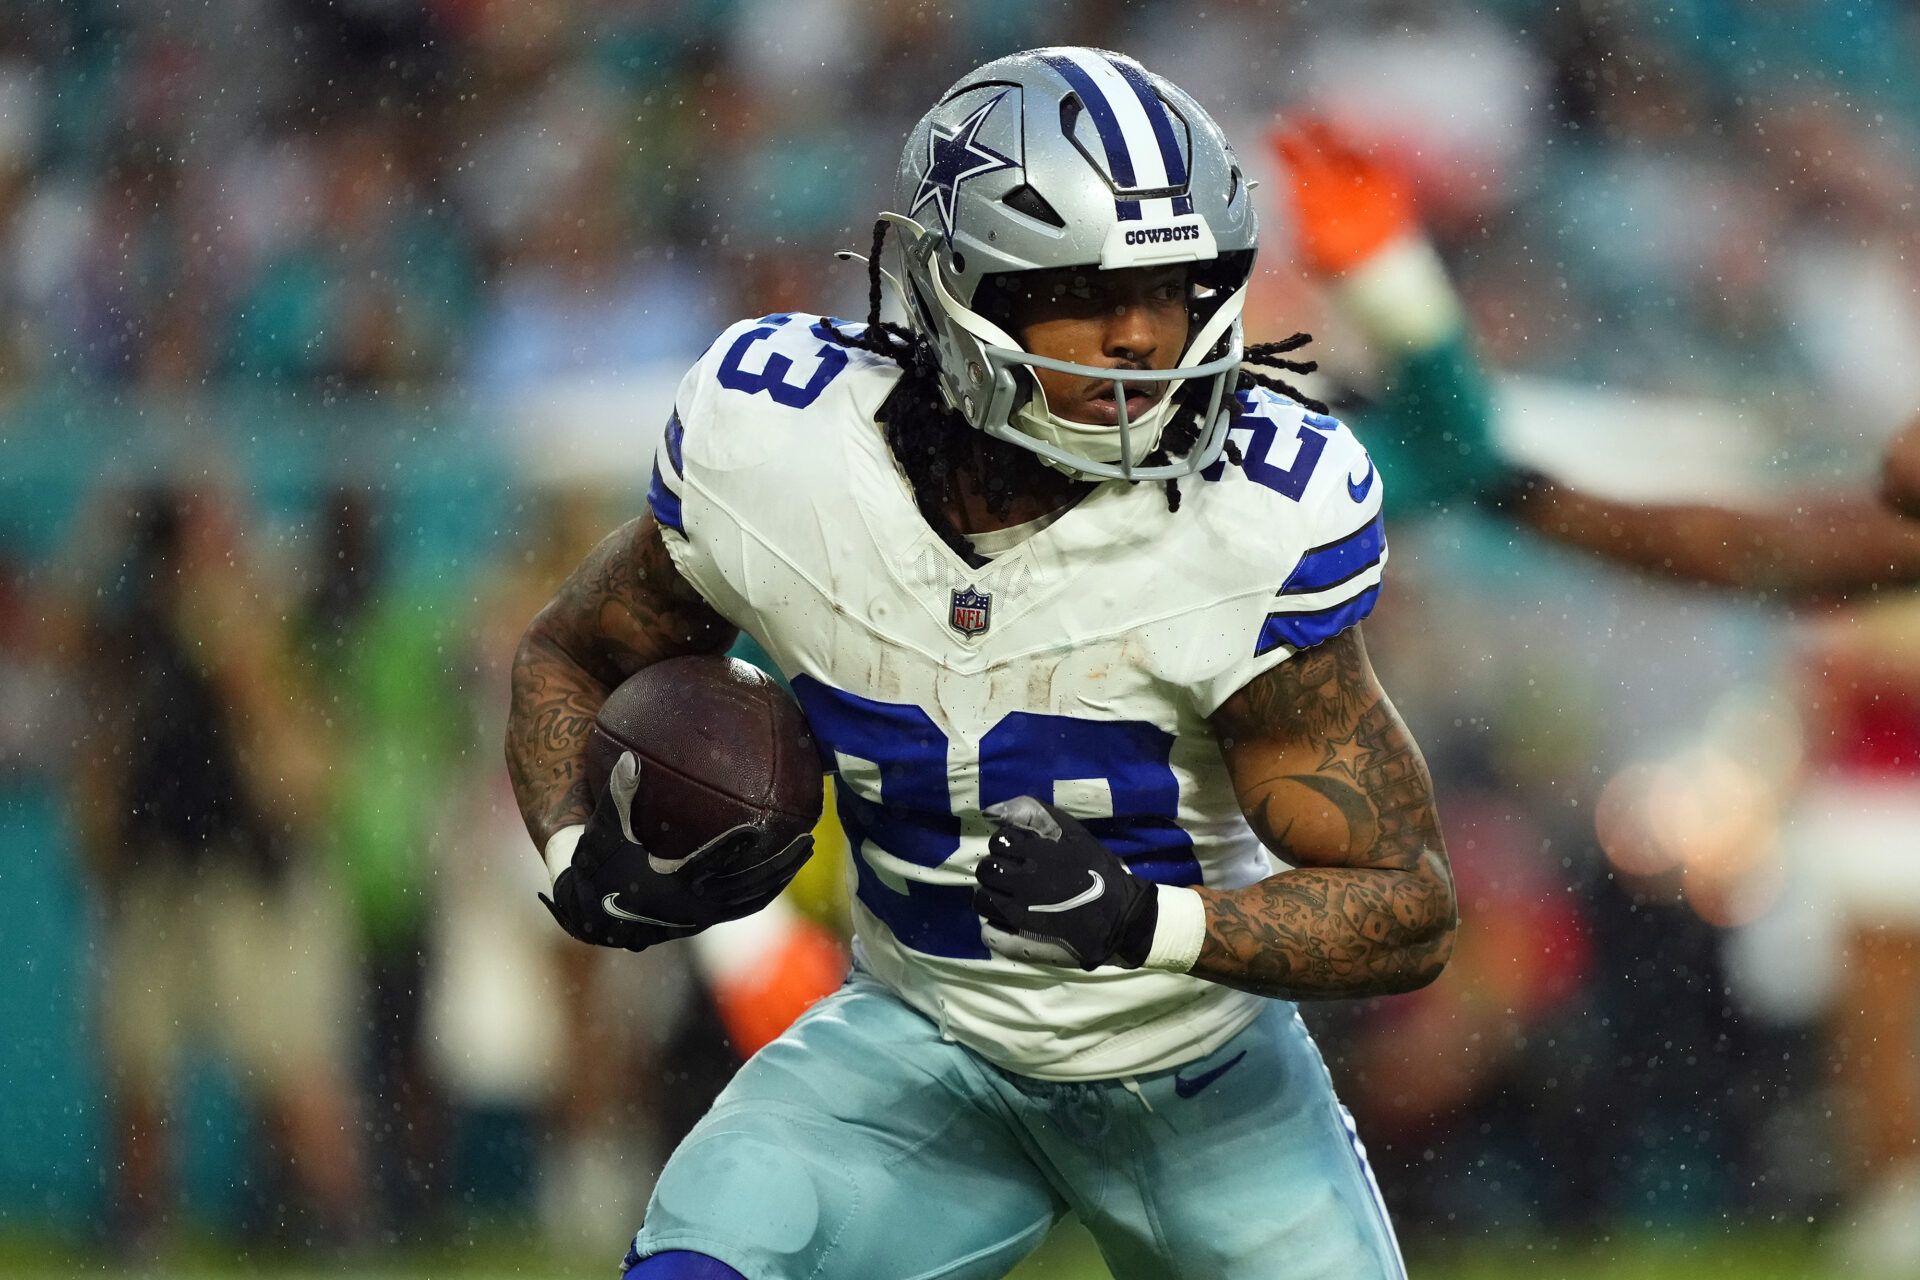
1882, 414, 1920, 521
1278, 120, 1920, 603
1488, 475, 1920, 602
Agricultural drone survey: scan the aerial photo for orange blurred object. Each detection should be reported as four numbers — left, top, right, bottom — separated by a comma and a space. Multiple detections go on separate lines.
1271, 119, 1418, 278
703, 913, 849, 1058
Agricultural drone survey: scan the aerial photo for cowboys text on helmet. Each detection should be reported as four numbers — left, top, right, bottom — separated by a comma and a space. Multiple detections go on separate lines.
885, 47, 1257, 482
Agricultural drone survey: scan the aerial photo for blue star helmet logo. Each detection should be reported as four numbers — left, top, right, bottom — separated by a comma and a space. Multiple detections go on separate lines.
910, 91, 1018, 247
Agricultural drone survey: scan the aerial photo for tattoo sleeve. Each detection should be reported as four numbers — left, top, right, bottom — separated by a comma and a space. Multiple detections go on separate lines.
504, 513, 735, 849
1200, 625, 1456, 1000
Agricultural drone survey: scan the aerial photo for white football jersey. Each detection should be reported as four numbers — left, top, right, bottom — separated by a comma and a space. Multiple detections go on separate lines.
650, 314, 1387, 1081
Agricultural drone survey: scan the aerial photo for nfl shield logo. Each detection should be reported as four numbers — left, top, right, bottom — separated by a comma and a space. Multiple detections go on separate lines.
950, 586, 992, 637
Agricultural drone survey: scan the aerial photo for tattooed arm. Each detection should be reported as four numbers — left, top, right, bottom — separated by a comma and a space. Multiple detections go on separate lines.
1198, 625, 1455, 1000
505, 512, 735, 851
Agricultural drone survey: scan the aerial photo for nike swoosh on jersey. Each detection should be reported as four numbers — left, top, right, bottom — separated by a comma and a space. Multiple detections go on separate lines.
1029, 870, 1106, 914
1173, 1049, 1248, 1099
1347, 459, 1375, 502
600, 893, 686, 927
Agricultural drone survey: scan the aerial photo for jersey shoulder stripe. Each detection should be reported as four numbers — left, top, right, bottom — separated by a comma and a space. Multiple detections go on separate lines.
647, 456, 684, 534
1257, 584, 1382, 656
1184, 388, 1388, 711
647, 412, 690, 533
1193, 389, 1386, 588
1279, 513, 1384, 597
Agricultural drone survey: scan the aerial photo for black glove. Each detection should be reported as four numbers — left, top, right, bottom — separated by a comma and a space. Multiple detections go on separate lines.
540, 751, 814, 951
973, 796, 1159, 971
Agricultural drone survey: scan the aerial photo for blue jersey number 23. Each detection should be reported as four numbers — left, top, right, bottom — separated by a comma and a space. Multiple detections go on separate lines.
790, 674, 1201, 960
715, 314, 849, 408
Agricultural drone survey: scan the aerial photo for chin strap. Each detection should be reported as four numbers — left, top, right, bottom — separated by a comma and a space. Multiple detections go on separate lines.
1008, 388, 1182, 478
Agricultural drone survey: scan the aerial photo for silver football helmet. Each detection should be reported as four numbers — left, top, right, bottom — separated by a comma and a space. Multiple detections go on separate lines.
884, 47, 1258, 481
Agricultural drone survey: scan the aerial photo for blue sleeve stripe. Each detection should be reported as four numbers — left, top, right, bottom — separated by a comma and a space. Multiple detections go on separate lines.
1256, 585, 1380, 656
1280, 515, 1385, 596
647, 461, 684, 534
663, 412, 685, 478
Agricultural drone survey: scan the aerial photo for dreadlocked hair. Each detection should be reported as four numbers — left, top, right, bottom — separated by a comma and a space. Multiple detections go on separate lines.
1136, 334, 1326, 513
822, 218, 1000, 563
823, 218, 1330, 538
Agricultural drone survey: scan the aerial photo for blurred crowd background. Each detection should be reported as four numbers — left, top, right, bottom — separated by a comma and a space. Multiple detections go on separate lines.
5, 0, 1920, 1274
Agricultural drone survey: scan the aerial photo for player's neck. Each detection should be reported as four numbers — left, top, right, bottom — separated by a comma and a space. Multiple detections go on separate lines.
944, 430, 1092, 536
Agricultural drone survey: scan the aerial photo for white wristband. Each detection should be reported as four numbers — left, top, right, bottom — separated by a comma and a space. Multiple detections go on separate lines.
1143, 885, 1208, 973
543, 824, 586, 890
1332, 234, 1464, 352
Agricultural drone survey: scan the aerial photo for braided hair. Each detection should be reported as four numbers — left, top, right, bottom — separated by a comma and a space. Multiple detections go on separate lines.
823, 219, 1325, 559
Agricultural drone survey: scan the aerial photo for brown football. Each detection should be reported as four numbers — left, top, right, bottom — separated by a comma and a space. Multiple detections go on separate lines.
585, 655, 823, 865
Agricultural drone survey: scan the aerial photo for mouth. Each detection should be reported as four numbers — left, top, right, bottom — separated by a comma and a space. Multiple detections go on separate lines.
1081, 384, 1164, 426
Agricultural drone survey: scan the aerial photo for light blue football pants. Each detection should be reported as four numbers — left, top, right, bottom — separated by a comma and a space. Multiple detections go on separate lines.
626, 970, 1404, 1279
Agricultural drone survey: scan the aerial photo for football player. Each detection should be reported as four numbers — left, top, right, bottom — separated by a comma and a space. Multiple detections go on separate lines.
507, 49, 1451, 1279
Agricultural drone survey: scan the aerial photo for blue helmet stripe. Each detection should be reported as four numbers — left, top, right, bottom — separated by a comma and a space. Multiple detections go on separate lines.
1106, 55, 1192, 214
1106, 55, 1188, 191
1041, 52, 1144, 221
